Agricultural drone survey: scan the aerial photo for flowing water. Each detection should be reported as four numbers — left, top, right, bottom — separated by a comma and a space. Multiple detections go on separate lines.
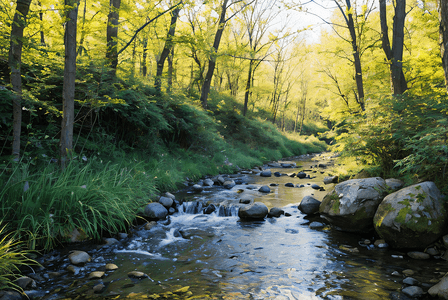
36, 153, 448, 299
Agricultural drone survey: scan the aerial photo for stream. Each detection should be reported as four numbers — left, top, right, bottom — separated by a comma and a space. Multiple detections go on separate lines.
34, 153, 448, 299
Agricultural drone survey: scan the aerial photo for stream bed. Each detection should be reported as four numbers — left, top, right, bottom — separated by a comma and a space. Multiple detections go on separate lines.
33, 153, 448, 299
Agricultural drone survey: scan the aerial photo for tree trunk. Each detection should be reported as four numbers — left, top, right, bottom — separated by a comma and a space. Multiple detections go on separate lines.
379, 0, 407, 95
142, 37, 148, 76
439, 0, 448, 91
200, 0, 229, 109
61, 0, 79, 169
167, 47, 174, 92
38, 1, 46, 46
9, 0, 32, 161
77, 0, 87, 56
155, 7, 181, 93
106, 0, 121, 78
243, 59, 254, 116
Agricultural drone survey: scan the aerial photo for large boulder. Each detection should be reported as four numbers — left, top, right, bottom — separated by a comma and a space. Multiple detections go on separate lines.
238, 202, 269, 220
373, 181, 447, 249
319, 177, 388, 232
298, 196, 321, 215
144, 202, 168, 220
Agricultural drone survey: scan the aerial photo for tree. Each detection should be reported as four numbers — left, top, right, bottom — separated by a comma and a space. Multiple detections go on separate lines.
60, 0, 80, 169
106, 0, 121, 78
379, 0, 407, 95
9, 0, 32, 161
439, 0, 448, 91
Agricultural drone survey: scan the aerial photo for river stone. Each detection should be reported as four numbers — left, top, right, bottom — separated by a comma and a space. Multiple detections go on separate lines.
66, 265, 81, 275
128, 271, 148, 278
145, 221, 157, 230
103, 237, 119, 246
0, 291, 22, 300
274, 172, 282, 177
144, 202, 168, 220
319, 177, 388, 232
192, 184, 203, 192
309, 222, 325, 229
407, 251, 430, 260
311, 184, 321, 190
426, 247, 439, 256
88, 271, 105, 279
402, 286, 424, 298
165, 192, 176, 199
324, 176, 338, 184
106, 263, 118, 270
179, 228, 214, 239
159, 196, 174, 209
239, 194, 253, 204
373, 181, 447, 249
402, 269, 415, 276
204, 204, 216, 214
297, 172, 307, 179
285, 183, 295, 187
68, 250, 91, 265
93, 283, 106, 293
238, 202, 269, 220
15, 276, 36, 290
223, 180, 236, 189
429, 275, 448, 299
403, 277, 419, 285
260, 170, 272, 177
268, 207, 284, 218
386, 178, 405, 191
258, 186, 271, 193
298, 196, 321, 215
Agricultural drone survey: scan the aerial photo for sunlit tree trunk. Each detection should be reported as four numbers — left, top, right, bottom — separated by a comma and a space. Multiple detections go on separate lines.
77, 0, 87, 56
9, 0, 32, 161
167, 47, 174, 92
38, 1, 46, 46
155, 6, 181, 93
439, 0, 448, 91
106, 0, 121, 78
379, 0, 407, 95
61, 0, 80, 169
142, 37, 148, 76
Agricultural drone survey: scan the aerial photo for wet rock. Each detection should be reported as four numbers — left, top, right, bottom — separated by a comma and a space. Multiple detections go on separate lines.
285, 183, 295, 187
281, 162, 296, 168
402, 269, 415, 276
103, 238, 119, 246
203, 204, 216, 214
93, 283, 106, 293
407, 251, 430, 260
118, 232, 128, 239
128, 271, 148, 279
192, 184, 203, 192
88, 271, 105, 279
298, 196, 321, 215
165, 192, 176, 199
239, 194, 253, 204
374, 181, 447, 249
238, 202, 269, 220
66, 265, 81, 275
385, 178, 405, 191
392, 271, 401, 276
270, 183, 279, 186
68, 250, 91, 265
24, 290, 47, 299
106, 263, 118, 270
297, 172, 307, 179
311, 184, 321, 190
0, 291, 22, 300
144, 221, 157, 230
323, 176, 338, 184
268, 207, 284, 218
179, 228, 214, 239
47, 272, 62, 278
428, 274, 448, 299
426, 247, 439, 256
403, 277, 419, 285
216, 176, 226, 185
260, 170, 272, 177
374, 239, 388, 247
258, 186, 271, 193
402, 286, 424, 298
144, 202, 168, 220
320, 177, 388, 233
14, 276, 36, 290
159, 196, 174, 209
223, 180, 236, 189
274, 172, 282, 177
309, 222, 325, 229
203, 178, 214, 187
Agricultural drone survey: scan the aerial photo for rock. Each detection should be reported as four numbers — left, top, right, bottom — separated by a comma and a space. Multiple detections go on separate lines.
258, 186, 271, 193
47, 272, 62, 278
274, 172, 282, 177
429, 275, 448, 299
93, 283, 106, 293
144, 221, 157, 230
402, 286, 424, 298
159, 196, 174, 209
268, 207, 284, 218
68, 250, 91, 265
385, 178, 405, 191
203, 178, 214, 187
260, 170, 272, 177
407, 251, 430, 260
309, 222, 325, 229
0, 291, 22, 300
216, 176, 226, 185
14, 276, 36, 290
106, 263, 118, 270
443, 235, 448, 248
239, 194, 253, 204
402, 269, 415, 276
270, 183, 278, 186
323, 176, 338, 184
223, 180, 236, 189
103, 238, 119, 246
118, 232, 128, 239
66, 265, 81, 275
297, 172, 307, 179
88, 271, 105, 279
319, 177, 388, 232
311, 184, 321, 190
298, 196, 321, 215
66, 228, 88, 243
128, 271, 148, 279
426, 247, 439, 256
179, 228, 214, 239
192, 184, 203, 192
403, 277, 419, 285
165, 192, 176, 199
374, 181, 447, 249
144, 202, 168, 220
281, 162, 296, 168
238, 202, 269, 220
203, 204, 216, 214
285, 183, 295, 187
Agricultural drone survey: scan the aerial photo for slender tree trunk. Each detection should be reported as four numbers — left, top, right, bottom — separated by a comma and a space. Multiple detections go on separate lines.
243, 59, 254, 116
38, 1, 46, 46
167, 47, 174, 92
379, 0, 407, 95
200, 0, 229, 109
61, 0, 80, 169
439, 0, 448, 91
77, 0, 87, 56
9, 0, 32, 161
142, 37, 148, 76
106, 0, 121, 78
155, 7, 181, 93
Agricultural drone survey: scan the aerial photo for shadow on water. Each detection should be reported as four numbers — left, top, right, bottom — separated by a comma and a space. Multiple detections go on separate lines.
34, 153, 448, 299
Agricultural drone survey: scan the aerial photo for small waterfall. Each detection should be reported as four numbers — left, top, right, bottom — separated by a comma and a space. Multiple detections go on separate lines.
178, 201, 239, 217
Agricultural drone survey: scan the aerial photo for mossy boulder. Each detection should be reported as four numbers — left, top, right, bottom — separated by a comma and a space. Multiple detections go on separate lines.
373, 181, 447, 249
319, 177, 388, 232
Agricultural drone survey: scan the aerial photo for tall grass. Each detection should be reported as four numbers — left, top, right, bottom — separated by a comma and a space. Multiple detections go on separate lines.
0, 160, 157, 251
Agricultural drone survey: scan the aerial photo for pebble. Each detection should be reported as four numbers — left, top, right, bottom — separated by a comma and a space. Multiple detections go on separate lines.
144, 221, 157, 230
47, 272, 62, 278
93, 283, 106, 293
128, 271, 147, 279
408, 251, 430, 260
403, 277, 419, 285
106, 263, 118, 270
391, 271, 401, 276
309, 222, 325, 229
426, 247, 439, 256
68, 250, 91, 265
118, 232, 128, 239
258, 186, 271, 193
66, 265, 81, 275
402, 286, 424, 298
14, 276, 36, 290
402, 269, 415, 276
88, 271, 105, 279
